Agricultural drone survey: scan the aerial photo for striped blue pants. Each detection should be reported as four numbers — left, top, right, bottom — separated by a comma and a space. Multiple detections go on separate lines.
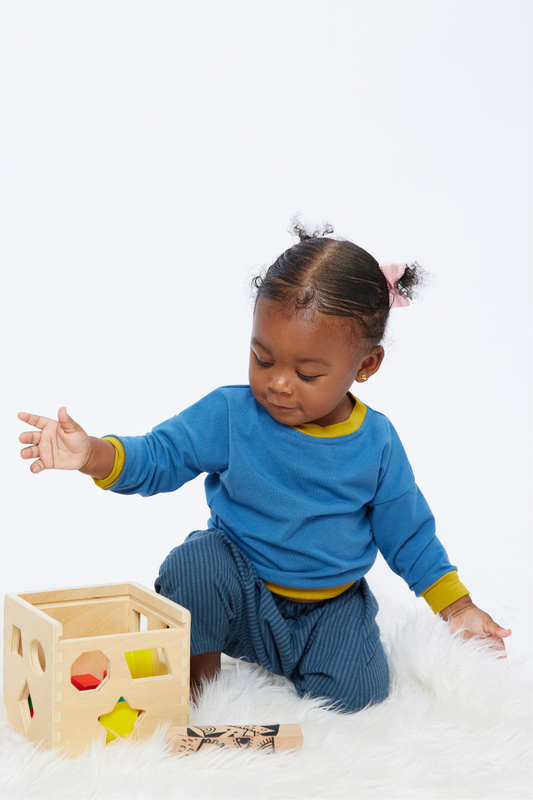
155, 529, 389, 713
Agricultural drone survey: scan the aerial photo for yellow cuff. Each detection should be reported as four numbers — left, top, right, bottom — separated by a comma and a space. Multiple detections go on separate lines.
420, 570, 469, 614
92, 437, 125, 490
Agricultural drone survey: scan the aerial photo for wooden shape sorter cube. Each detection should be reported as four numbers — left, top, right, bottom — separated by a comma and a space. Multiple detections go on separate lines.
3, 582, 190, 757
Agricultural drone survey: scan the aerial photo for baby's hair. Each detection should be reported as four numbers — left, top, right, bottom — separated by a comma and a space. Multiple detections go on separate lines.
252, 218, 425, 345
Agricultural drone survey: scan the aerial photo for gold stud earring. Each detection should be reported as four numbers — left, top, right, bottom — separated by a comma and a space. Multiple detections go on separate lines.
362, 374, 367, 381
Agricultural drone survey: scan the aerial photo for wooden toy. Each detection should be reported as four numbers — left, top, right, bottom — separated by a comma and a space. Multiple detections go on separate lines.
3, 582, 190, 757
99, 697, 140, 742
71, 673, 102, 691
166, 724, 304, 754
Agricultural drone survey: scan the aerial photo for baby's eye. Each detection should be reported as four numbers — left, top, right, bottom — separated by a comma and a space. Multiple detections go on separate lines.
297, 372, 320, 382
254, 354, 273, 367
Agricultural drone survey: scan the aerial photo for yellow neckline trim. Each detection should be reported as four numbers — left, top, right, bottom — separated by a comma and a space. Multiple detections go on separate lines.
291, 393, 367, 438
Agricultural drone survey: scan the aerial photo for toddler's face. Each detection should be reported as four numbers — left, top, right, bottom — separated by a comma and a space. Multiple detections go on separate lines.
249, 299, 383, 427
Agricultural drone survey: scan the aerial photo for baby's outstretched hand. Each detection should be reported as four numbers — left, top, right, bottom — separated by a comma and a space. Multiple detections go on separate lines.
440, 595, 512, 651
18, 407, 92, 474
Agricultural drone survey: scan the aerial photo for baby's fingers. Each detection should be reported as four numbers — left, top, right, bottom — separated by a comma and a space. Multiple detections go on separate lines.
20, 445, 41, 461
19, 443, 47, 473
483, 618, 512, 639
19, 431, 41, 445
18, 412, 52, 430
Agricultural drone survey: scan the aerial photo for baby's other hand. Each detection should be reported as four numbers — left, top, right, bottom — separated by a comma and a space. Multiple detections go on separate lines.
440, 595, 512, 652
18, 408, 92, 474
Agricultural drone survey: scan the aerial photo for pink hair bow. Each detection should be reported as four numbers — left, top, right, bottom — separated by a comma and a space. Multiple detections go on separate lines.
379, 262, 410, 308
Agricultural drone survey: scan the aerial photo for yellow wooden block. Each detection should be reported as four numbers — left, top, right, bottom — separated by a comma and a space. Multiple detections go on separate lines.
99, 698, 140, 743
125, 649, 153, 679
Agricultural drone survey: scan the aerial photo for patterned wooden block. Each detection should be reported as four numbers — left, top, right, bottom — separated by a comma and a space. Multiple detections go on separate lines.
167, 724, 303, 754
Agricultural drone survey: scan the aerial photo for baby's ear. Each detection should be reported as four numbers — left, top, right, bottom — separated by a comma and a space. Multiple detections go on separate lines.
355, 346, 385, 382
371, 345, 385, 372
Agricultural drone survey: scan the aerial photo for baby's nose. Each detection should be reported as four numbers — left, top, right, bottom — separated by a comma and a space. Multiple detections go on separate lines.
269, 371, 293, 392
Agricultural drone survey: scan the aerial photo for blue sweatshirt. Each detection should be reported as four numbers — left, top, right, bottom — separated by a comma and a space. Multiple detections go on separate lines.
106, 385, 454, 594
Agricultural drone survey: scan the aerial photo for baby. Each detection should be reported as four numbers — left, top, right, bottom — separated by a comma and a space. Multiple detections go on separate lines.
19, 222, 511, 712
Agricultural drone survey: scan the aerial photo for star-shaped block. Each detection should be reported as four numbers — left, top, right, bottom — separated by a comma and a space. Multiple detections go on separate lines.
98, 698, 144, 743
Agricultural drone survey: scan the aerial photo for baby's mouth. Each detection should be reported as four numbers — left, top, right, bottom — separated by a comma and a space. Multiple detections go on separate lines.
269, 402, 295, 412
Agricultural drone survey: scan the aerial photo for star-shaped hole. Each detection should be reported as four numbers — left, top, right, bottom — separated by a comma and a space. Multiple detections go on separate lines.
98, 697, 145, 743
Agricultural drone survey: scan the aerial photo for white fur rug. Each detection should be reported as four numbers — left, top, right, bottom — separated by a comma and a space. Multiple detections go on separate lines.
0, 606, 531, 800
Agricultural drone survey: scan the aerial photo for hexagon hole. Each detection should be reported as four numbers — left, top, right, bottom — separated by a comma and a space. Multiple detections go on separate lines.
71, 650, 110, 692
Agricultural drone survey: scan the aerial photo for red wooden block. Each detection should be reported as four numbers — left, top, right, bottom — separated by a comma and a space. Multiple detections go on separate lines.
71, 673, 101, 691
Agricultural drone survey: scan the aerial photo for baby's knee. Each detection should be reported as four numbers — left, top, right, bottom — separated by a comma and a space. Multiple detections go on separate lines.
154, 529, 250, 656
155, 529, 235, 602
341, 640, 390, 712
295, 640, 389, 714
356, 641, 390, 710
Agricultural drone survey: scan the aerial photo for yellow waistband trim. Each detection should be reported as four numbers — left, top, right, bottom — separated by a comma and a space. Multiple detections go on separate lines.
92, 437, 125, 490
420, 570, 470, 614
292, 393, 367, 438
265, 580, 356, 601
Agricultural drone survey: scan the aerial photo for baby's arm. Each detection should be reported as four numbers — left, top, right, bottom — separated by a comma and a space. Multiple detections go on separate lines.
18, 407, 115, 480
439, 595, 512, 650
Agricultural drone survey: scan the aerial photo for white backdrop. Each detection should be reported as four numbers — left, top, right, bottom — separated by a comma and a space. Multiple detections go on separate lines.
1, 1, 531, 659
